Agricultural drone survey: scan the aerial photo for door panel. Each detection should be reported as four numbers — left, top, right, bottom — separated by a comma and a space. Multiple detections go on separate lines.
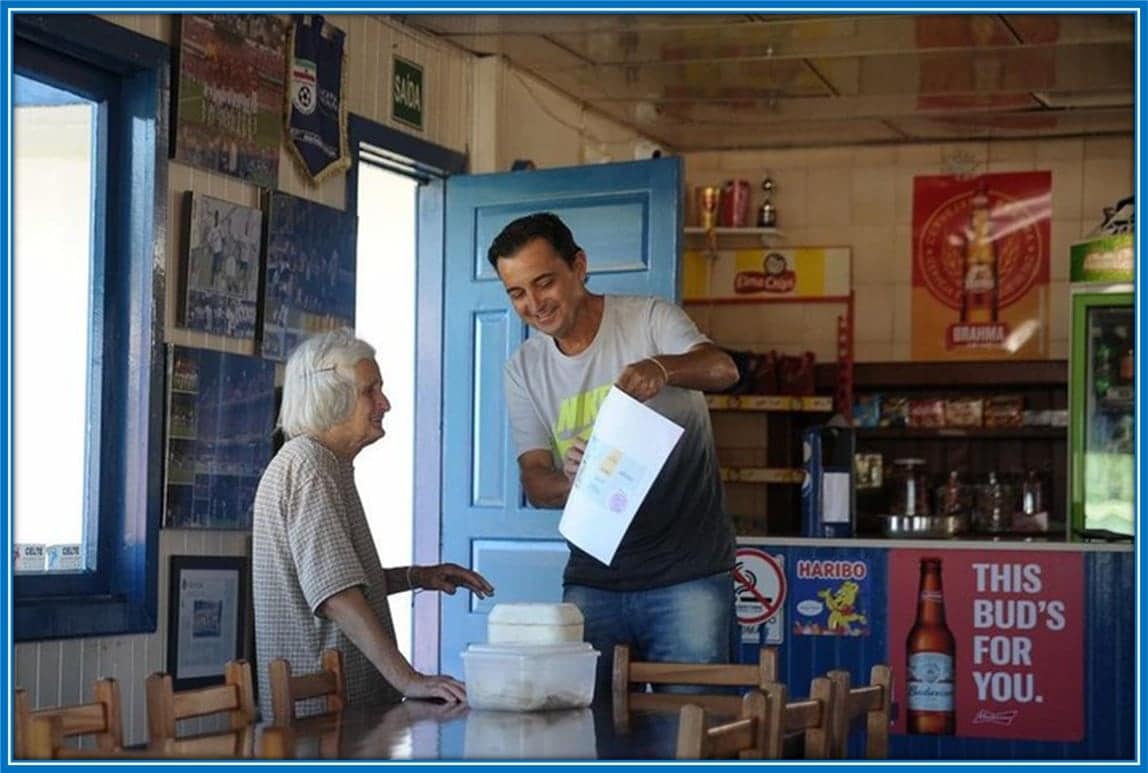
440, 158, 682, 677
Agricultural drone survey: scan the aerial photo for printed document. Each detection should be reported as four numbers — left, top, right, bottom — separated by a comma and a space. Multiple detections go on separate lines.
559, 386, 684, 565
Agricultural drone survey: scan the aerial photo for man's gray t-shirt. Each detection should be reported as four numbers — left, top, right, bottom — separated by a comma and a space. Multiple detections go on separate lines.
252, 435, 402, 712
503, 294, 736, 590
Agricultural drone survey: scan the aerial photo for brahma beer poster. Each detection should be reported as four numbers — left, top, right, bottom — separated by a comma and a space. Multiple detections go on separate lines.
887, 549, 1082, 741
911, 172, 1051, 360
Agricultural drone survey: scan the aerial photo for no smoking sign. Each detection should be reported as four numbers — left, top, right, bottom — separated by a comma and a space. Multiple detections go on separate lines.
733, 548, 786, 645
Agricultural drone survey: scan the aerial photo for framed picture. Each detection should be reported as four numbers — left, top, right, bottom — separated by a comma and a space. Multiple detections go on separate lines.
182, 192, 263, 340
164, 345, 277, 530
166, 555, 249, 690
173, 14, 286, 187
259, 191, 357, 361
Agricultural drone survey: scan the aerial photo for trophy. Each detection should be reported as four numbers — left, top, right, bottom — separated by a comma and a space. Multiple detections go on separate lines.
758, 175, 777, 228
695, 186, 721, 230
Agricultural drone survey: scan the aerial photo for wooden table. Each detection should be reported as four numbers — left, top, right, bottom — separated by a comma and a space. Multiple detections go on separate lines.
276, 697, 713, 760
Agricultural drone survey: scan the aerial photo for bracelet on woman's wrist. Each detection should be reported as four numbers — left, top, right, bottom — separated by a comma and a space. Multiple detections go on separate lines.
406, 565, 422, 594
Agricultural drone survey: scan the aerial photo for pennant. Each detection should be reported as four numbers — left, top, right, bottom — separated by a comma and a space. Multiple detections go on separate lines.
285, 14, 348, 184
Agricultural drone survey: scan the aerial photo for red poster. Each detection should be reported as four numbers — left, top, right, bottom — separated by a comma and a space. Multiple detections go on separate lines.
911, 172, 1051, 360
887, 549, 1083, 741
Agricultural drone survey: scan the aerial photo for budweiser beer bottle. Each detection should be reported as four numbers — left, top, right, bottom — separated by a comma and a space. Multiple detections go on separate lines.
906, 557, 956, 734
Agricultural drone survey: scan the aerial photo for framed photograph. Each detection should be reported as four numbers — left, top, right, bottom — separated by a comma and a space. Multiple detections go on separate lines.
182, 192, 263, 340
259, 191, 357, 361
164, 345, 277, 530
166, 555, 249, 690
173, 14, 286, 187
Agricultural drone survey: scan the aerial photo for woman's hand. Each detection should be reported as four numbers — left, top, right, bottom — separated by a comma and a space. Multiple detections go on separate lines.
399, 672, 468, 703
412, 563, 495, 598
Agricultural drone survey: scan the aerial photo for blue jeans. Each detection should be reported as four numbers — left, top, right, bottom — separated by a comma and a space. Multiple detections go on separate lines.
564, 571, 739, 701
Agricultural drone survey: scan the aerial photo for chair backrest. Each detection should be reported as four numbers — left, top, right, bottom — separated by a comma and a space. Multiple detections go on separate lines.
268, 648, 346, 725
31, 719, 255, 760
761, 677, 835, 759
826, 665, 892, 759
675, 689, 769, 759
14, 679, 124, 759
612, 645, 779, 716
145, 659, 256, 744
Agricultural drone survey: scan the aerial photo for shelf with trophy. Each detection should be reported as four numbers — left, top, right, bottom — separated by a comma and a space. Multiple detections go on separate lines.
684, 175, 783, 253
682, 174, 855, 535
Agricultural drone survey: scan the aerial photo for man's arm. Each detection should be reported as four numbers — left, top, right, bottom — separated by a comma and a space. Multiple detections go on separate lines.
319, 587, 466, 702
616, 342, 738, 402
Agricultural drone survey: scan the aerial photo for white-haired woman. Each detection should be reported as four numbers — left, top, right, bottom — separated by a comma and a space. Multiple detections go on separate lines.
253, 328, 494, 709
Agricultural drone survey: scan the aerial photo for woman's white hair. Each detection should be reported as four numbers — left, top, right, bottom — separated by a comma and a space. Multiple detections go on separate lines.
279, 328, 376, 439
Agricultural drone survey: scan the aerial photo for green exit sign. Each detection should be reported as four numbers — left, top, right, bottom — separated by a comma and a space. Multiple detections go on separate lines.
392, 56, 423, 131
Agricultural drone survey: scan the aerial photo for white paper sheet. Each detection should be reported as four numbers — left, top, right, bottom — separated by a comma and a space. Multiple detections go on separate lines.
559, 386, 684, 565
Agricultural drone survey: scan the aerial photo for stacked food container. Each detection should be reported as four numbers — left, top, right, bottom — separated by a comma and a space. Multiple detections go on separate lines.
461, 603, 600, 711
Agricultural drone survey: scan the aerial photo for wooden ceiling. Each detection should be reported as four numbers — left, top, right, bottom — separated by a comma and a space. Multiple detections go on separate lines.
399, 13, 1135, 151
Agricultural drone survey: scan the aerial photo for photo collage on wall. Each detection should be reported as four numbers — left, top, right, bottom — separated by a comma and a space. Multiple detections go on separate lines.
260, 191, 358, 361
164, 345, 277, 530
173, 14, 286, 187
165, 15, 360, 530
182, 192, 263, 340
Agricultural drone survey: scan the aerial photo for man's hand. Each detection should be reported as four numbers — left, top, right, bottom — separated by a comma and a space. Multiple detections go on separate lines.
562, 437, 587, 482
412, 563, 494, 598
616, 356, 669, 402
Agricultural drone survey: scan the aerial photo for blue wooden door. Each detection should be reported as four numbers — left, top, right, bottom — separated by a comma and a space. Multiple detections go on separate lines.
439, 158, 682, 676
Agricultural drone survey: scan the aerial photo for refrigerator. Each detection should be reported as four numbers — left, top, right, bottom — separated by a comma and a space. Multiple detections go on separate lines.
1068, 233, 1135, 539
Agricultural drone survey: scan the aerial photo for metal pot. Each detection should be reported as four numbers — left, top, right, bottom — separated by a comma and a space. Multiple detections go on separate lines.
880, 513, 969, 539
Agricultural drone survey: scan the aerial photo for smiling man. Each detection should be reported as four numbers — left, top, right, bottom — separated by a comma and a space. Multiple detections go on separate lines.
488, 212, 741, 696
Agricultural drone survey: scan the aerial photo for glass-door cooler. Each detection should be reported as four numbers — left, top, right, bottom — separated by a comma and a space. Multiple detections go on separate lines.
1069, 233, 1135, 539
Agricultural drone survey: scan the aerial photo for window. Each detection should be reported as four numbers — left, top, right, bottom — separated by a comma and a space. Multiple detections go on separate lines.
12, 15, 168, 640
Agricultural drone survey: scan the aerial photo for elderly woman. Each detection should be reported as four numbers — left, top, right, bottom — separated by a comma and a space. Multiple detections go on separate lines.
253, 329, 494, 709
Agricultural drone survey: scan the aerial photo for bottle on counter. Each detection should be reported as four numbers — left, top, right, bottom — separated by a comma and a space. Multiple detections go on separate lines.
1021, 470, 1045, 516
937, 469, 973, 516
906, 557, 956, 735
976, 471, 1014, 533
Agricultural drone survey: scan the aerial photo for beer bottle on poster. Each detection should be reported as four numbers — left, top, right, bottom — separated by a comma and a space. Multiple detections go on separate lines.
906, 556, 956, 734
959, 183, 999, 324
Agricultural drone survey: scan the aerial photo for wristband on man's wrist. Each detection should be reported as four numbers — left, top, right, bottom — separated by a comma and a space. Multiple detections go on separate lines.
645, 356, 670, 383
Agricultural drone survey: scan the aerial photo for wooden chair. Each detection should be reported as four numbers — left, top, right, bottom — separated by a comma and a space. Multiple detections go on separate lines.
613, 645, 779, 716
268, 648, 346, 725
14, 679, 124, 759
28, 716, 254, 760
675, 688, 769, 759
145, 659, 256, 748
826, 666, 892, 759
259, 725, 295, 759
761, 677, 836, 759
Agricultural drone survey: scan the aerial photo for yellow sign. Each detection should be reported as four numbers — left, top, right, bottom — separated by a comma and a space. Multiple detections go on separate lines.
683, 247, 851, 302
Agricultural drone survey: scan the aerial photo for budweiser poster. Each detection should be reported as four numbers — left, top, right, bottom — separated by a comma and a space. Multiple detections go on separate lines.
887, 549, 1083, 741
911, 172, 1051, 360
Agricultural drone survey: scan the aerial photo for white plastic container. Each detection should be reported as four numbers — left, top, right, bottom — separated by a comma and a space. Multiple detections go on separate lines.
487, 602, 584, 645
461, 642, 599, 711
464, 708, 595, 758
